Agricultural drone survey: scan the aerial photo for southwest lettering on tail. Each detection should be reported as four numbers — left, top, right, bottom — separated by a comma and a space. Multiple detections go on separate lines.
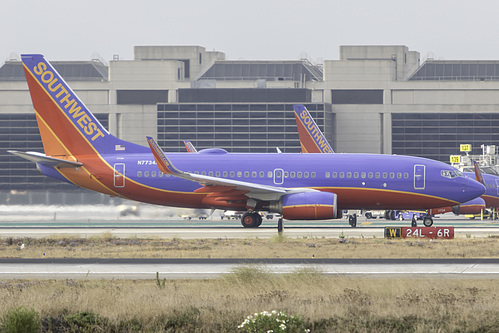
294, 105, 333, 154
30, 61, 105, 142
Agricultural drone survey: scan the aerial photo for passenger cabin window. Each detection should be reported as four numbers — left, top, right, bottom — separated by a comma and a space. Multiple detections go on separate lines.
340, 172, 345, 178
325, 172, 331, 178
332, 172, 338, 178
137, 171, 142, 177
346, 172, 352, 178
223, 171, 228, 177
259, 171, 264, 178
230, 171, 235, 177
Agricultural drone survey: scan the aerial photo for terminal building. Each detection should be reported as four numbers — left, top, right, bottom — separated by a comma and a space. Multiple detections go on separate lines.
2, 45, 499, 203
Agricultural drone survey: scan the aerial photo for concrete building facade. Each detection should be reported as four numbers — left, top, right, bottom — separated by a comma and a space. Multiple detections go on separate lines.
2, 44, 499, 201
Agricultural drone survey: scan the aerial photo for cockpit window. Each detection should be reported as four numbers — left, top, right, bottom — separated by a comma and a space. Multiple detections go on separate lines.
441, 170, 462, 178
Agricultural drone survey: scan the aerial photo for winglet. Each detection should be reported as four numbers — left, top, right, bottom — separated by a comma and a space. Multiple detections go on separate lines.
183, 140, 198, 153
473, 160, 485, 185
146, 136, 182, 175
293, 105, 334, 154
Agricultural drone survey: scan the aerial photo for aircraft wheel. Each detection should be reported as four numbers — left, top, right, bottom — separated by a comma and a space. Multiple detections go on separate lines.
255, 213, 263, 227
423, 217, 433, 227
241, 212, 259, 228
365, 212, 372, 219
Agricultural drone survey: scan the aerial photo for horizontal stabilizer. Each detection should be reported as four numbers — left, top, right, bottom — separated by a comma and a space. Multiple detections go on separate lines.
7, 150, 83, 168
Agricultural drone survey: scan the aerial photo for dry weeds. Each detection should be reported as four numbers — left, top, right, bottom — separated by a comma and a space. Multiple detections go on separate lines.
0, 275, 498, 331
0, 235, 498, 259
1, 235, 498, 331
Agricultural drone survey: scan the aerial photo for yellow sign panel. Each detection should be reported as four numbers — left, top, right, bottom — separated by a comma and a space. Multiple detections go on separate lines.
384, 227, 402, 238
450, 155, 461, 163
460, 144, 472, 152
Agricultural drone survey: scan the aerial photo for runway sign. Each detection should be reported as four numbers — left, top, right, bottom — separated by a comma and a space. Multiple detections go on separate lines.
385, 227, 454, 239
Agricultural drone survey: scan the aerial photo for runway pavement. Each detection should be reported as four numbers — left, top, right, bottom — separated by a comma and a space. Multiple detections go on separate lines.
1, 206, 498, 279
0, 258, 498, 279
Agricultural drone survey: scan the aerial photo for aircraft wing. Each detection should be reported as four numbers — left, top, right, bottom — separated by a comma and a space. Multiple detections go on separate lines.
146, 137, 316, 202
7, 150, 83, 168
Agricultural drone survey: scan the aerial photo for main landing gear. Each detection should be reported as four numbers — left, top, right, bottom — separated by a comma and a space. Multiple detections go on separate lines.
241, 212, 263, 228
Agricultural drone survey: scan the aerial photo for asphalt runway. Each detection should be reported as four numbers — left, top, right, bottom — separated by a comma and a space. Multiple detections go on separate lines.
0, 258, 498, 279
1, 206, 498, 279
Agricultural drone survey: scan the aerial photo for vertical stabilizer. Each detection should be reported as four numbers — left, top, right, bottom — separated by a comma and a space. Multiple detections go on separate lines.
293, 105, 334, 153
21, 54, 147, 157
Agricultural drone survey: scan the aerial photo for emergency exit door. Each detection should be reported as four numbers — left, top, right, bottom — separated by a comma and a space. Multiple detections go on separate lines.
113, 163, 125, 188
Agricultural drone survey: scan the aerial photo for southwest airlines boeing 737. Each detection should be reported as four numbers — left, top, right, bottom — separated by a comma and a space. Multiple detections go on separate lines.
8, 54, 486, 228
293, 104, 499, 225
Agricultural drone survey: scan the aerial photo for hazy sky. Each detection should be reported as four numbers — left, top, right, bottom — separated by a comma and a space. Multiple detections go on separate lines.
2, 0, 499, 63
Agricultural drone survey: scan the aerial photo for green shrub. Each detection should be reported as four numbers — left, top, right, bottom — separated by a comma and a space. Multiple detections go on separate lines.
63, 311, 108, 331
1, 306, 40, 333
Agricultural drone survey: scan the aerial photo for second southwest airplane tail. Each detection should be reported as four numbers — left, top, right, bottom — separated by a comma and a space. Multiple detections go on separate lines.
21, 54, 146, 158
293, 105, 334, 153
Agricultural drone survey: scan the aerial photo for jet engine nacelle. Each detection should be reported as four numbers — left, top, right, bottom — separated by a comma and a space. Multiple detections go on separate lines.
269, 192, 339, 220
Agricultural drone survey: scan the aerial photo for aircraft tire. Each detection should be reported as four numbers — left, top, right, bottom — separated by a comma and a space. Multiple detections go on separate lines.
241, 212, 258, 228
255, 213, 263, 227
423, 217, 433, 227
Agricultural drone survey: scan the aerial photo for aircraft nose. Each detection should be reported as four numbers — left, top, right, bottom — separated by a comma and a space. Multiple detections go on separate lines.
465, 177, 486, 200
